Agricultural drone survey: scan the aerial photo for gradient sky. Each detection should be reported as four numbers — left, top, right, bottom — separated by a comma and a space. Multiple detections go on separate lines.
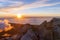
0, 0, 60, 17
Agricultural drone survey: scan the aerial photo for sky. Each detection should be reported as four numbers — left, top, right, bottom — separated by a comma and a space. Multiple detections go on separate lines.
0, 0, 60, 17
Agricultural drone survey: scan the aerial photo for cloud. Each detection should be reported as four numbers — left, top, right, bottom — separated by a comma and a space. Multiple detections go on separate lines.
0, 0, 60, 13
8, 1, 23, 8
0, 0, 24, 8
0, 19, 13, 32
18, 1, 60, 10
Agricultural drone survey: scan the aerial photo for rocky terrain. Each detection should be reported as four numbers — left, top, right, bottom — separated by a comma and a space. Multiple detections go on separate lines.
0, 18, 60, 40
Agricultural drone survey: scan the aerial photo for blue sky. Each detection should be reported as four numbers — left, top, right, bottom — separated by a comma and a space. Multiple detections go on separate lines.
0, 0, 60, 16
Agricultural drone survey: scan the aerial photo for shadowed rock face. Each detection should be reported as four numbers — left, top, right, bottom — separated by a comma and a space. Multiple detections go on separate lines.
21, 29, 38, 40
52, 18, 60, 40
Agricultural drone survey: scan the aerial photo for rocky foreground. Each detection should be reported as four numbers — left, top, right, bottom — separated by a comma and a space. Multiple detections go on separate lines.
0, 18, 60, 40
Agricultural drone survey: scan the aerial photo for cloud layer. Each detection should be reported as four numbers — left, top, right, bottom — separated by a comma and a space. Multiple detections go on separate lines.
0, 0, 23, 8
0, 19, 13, 32
0, 0, 60, 14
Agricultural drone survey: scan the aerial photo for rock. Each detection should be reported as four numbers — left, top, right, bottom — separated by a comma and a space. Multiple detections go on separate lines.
21, 29, 38, 40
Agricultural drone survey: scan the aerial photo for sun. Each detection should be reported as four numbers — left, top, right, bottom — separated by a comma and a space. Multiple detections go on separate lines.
17, 14, 22, 18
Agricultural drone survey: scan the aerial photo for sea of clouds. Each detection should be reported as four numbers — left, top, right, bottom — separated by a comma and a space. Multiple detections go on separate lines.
0, 19, 13, 32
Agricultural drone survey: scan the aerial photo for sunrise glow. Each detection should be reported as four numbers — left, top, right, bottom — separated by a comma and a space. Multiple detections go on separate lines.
17, 14, 22, 18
